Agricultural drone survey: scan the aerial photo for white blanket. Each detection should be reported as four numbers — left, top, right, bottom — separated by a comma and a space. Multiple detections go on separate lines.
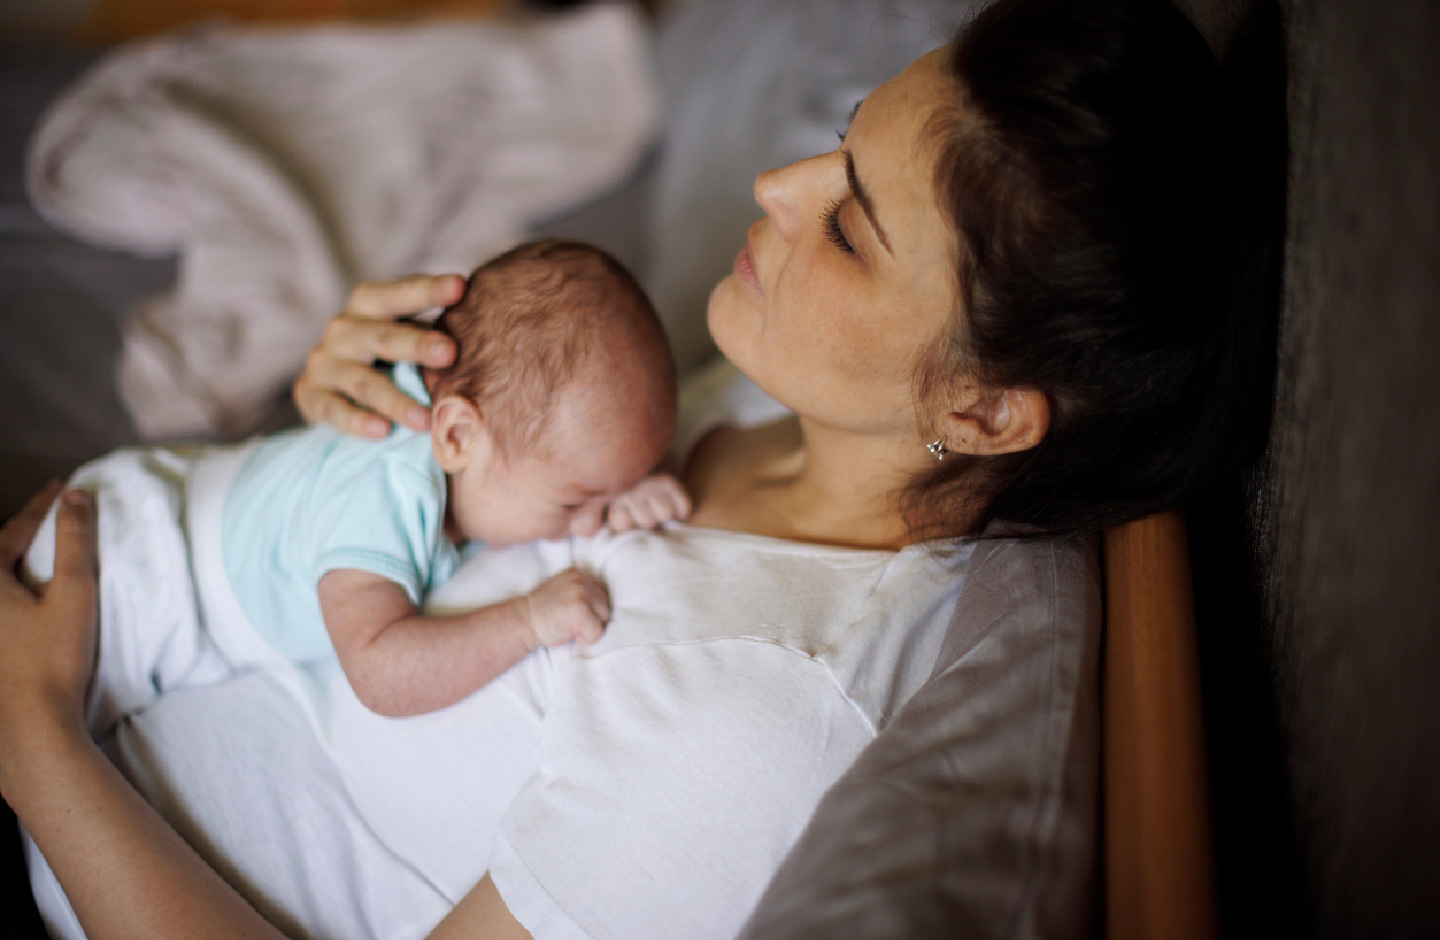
26, 4, 658, 440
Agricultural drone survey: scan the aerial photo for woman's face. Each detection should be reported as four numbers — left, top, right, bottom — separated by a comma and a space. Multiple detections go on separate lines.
707, 48, 960, 439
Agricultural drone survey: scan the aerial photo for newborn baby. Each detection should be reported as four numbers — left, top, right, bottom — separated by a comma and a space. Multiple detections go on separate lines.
30, 239, 687, 722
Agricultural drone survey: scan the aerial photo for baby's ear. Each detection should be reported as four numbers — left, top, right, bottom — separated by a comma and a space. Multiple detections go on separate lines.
430, 396, 489, 472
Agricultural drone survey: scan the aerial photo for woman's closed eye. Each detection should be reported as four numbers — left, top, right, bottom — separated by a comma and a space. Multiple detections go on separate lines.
823, 198, 855, 254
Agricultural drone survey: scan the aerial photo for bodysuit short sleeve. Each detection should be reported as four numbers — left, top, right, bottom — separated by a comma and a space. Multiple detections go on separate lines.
222, 364, 460, 660
308, 446, 453, 603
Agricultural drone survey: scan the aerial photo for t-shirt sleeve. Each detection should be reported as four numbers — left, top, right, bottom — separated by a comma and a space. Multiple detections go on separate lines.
488, 639, 874, 940
311, 453, 450, 606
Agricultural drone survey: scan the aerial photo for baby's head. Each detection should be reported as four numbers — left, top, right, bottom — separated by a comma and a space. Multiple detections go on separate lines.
425, 240, 676, 545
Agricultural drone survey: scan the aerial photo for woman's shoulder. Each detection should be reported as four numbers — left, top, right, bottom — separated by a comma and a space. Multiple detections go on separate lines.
578, 524, 972, 726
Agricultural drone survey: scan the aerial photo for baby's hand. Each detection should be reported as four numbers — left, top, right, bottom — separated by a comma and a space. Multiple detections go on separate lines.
605, 473, 692, 533
521, 567, 610, 648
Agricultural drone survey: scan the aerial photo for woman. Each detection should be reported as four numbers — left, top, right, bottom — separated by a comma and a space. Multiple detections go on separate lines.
0, 1, 1270, 937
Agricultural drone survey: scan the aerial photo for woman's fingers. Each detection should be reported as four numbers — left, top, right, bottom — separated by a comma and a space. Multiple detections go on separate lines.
319, 313, 457, 370
345, 276, 463, 368
343, 273, 466, 321
0, 481, 61, 572
294, 274, 465, 437
294, 366, 391, 437
294, 344, 434, 435
307, 356, 433, 434
299, 389, 389, 440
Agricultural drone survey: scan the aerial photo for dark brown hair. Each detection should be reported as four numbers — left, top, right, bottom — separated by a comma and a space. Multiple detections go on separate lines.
906, 0, 1283, 539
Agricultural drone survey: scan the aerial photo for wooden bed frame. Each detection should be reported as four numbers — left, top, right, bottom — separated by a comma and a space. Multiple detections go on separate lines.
1103, 508, 1218, 940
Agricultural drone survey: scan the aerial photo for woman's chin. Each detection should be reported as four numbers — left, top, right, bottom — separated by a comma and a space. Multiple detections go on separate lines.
705, 276, 740, 353
707, 278, 764, 375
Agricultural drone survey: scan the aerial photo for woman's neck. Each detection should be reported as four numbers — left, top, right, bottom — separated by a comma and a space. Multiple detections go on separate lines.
685, 415, 964, 550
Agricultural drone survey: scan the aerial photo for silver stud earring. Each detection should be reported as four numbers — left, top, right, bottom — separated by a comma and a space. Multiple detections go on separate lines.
926, 437, 949, 461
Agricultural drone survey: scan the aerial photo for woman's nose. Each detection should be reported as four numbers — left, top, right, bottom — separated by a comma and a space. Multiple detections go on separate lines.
754, 154, 832, 243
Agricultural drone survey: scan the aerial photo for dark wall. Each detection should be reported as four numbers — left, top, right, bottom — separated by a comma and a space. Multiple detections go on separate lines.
1263, 0, 1440, 934
1186, 1, 1440, 937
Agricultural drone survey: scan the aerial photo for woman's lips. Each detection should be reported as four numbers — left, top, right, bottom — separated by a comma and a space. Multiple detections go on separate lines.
734, 241, 762, 297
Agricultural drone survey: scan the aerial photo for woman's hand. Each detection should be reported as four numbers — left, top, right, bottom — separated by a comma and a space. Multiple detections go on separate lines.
0, 490, 292, 940
293, 274, 466, 439
0, 484, 98, 769
0, 484, 97, 731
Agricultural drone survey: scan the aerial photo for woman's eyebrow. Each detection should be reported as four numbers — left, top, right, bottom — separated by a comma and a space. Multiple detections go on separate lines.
844, 149, 893, 254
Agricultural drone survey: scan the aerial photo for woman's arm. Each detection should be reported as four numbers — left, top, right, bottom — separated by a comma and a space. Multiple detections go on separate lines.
432, 874, 533, 940
0, 486, 285, 940
0, 486, 531, 940
293, 274, 465, 438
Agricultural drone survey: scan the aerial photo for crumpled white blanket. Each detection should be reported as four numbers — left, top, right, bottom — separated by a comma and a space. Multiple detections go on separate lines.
26, 3, 658, 440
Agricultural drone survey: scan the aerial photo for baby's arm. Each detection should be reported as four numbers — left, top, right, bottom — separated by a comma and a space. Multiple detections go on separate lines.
605, 473, 692, 533
318, 566, 609, 717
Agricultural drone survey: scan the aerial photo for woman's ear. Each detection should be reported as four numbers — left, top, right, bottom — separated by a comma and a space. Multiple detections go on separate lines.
430, 395, 490, 473
939, 386, 1050, 456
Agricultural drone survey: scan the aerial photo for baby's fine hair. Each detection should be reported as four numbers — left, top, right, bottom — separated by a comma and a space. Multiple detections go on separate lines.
428, 239, 673, 456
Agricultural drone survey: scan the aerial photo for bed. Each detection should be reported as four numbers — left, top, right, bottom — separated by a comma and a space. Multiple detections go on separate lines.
0, 2, 1217, 937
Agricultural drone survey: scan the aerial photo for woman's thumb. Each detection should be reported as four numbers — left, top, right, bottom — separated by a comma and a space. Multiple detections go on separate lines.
50, 490, 97, 598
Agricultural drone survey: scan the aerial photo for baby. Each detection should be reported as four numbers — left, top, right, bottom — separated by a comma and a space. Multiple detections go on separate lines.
223, 239, 686, 716
30, 239, 688, 723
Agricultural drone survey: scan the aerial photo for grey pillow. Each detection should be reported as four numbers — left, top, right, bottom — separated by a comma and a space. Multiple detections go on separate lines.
740, 535, 1102, 940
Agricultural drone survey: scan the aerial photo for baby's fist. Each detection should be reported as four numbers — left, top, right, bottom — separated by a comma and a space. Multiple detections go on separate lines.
521, 567, 609, 648
606, 474, 692, 533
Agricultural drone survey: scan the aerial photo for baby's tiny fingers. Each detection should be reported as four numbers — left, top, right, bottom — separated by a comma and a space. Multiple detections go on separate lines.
584, 581, 611, 621
574, 616, 605, 645
669, 487, 693, 520
586, 591, 610, 622
650, 492, 677, 524
607, 501, 634, 533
